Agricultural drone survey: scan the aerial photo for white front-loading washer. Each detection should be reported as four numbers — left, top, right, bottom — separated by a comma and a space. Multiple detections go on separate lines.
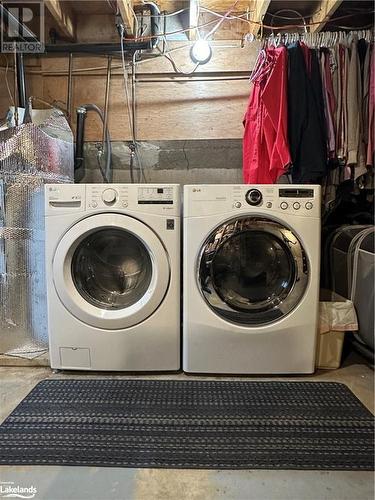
45, 183, 180, 371
183, 184, 321, 374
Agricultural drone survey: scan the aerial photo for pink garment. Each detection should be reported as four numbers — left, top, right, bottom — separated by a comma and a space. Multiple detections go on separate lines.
243, 46, 291, 184
367, 48, 374, 167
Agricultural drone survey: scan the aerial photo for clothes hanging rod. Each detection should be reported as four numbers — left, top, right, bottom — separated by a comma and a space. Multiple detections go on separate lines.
261, 28, 373, 43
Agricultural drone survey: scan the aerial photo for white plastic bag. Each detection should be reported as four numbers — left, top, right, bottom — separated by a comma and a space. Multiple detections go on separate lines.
317, 290, 358, 369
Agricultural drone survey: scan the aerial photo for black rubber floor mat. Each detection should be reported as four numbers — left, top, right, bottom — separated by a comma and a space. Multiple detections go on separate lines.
0, 380, 373, 470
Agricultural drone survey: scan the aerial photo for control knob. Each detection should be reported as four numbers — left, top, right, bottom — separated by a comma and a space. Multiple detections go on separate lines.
245, 188, 262, 206
102, 188, 117, 205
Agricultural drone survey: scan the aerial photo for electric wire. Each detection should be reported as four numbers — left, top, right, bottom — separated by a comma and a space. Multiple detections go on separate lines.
29, 96, 68, 114
135, 7, 189, 18
1, 55, 14, 106
155, 8, 188, 18
157, 40, 199, 75
157, 0, 241, 74
329, 24, 374, 30
200, 7, 254, 23
116, 9, 375, 42
267, 9, 322, 21
204, 0, 241, 39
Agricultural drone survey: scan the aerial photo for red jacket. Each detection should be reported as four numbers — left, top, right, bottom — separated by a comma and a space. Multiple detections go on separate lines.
243, 46, 291, 184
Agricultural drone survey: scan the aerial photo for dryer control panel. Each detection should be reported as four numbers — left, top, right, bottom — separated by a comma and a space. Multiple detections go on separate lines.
184, 184, 321, 218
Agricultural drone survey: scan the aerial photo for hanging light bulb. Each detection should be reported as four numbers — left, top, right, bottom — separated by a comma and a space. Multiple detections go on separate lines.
190, 39, 212, 65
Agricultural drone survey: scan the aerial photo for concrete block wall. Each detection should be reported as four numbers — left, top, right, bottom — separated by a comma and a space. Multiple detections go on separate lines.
82, 139, 243, 184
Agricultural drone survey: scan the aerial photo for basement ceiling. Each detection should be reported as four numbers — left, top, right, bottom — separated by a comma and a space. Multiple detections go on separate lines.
67, 0, 374, 33
3, 1, 372, 44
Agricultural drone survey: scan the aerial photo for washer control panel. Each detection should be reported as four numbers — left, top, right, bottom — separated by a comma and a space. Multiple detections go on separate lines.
46, 184, 180, 215
87, 185, 129, 209
85, 184, 179, 213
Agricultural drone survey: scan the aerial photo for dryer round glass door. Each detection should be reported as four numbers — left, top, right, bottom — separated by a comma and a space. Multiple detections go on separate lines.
53, 213, 170, 330
198, 216, 309, 325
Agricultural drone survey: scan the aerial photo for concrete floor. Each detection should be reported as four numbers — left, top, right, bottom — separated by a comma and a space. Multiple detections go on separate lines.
0, 355, 373, 500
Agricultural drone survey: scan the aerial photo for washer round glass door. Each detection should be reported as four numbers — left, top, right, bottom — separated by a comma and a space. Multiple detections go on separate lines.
198, 216, 309, 325
53, 213, 170, 329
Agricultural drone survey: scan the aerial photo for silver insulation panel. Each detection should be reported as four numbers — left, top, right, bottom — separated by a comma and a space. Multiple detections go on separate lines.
0, 110, 74, 358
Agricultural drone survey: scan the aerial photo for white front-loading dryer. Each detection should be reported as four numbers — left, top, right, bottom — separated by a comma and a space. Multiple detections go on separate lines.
183, 184, 321, 374
45, 183, 180, 371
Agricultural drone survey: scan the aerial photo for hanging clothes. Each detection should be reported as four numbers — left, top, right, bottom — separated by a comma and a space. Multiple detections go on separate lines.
243, 46, 290, 184
287, 42, 327, 183
357, 39, 370, 177
321, 48, 336, 159
336, 44, 349, 162
330, 47, 339, 126
347, 38, 364, 178
311, 48, 328, 154
367, 47, 375, 167
243, 32, 373, 192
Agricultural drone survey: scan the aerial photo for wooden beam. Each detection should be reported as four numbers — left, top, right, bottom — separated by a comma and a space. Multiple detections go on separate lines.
309, 0, 343, 33
189, 0, 198, 40
135, 1, 252, 13
45, 0, 76, 40
199, 1, 252, 10
117, 0, 137, 35
248, 0, 271, 35
134, 1, 189, 11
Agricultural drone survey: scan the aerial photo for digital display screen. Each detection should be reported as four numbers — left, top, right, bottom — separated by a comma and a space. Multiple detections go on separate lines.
279, 189, 314, 198
138, 186, 172, 204
138, 200, 173, 205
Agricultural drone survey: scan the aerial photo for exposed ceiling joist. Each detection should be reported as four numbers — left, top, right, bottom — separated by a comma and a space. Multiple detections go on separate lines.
134, 0, 188, 12
134, 1, 253, 13
198, 0, 253, 10
309, 0, 343, 33
248, 0, 271, 35
117, 0, 137, 34
189, 0, 199, 40
45, 0, 76, 40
